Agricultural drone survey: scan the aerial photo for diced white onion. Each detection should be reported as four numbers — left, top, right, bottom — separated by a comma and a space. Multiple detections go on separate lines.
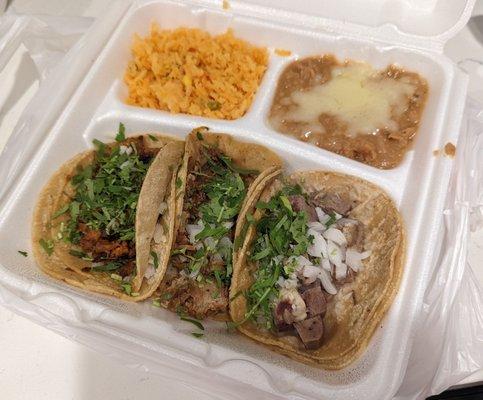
346, 248, 372, 272
307, 228, 328, 258
335, 262, 348, 281
307, 221, 325, 233
204, 236, 217, 250
318, 269, 337, 295
119, 161, 130, 169
186, 222, 203, 244
315, 207, 330, 224
323, 228, 347, 247
223, 221, 234, 229
119, 145, 128, 154
320, 258, 332, 271
295, 255, 312, 268
302, 264, 320, 284
327, 240, 343, 268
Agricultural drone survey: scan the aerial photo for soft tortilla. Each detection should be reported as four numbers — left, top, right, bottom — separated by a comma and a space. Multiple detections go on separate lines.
159, 127, 283, 315
230, 171, 405, 369
32, 135, 183, 301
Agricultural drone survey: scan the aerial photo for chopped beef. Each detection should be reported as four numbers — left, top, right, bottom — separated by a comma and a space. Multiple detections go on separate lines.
274, 300, 296, 332
294, 315, 324, 350
336, 218, 364, 250
117, 260, 136, 278
159, 273, 228, 319
313, 191, 352, 215
78, 223, 134, 261
289, 195, 318, 222
298, 282, 327, 317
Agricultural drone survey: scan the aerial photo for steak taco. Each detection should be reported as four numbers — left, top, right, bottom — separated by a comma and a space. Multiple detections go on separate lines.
32, 128, 184, 301
155, 128, 282, 319
230, 171, 404, 369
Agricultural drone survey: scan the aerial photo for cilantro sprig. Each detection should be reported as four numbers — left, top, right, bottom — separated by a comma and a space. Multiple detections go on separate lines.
55, 139, 150, 245
243, 185, 312, 330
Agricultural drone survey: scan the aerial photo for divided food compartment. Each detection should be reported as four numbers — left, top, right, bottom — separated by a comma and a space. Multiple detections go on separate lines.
0, 0, 471, 399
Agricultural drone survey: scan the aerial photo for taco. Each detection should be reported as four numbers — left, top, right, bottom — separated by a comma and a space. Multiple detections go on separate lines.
155, 127, 282, 319
32, 129, 184, 301
230, 171, 404, 369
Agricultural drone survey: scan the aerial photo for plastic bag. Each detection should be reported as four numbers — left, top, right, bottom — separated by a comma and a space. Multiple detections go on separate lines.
395, 100, 483, 399
1, 8, 483, 400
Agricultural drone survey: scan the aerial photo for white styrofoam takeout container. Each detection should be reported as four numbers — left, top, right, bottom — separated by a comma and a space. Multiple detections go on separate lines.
0, 0, 475, 399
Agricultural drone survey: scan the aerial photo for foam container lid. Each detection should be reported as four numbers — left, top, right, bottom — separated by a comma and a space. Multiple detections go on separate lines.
0, 0, 475, 399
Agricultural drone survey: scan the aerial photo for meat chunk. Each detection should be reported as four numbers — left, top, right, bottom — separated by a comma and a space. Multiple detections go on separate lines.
289, 195, 317, 222
117, 260, 136, 278
336, 218, 364, 250
294, 315, 324, 350
314, 192, 352, 216
78, 223, 134, 260
299, 282, 327, 317
159, 274, 229, 319
274, 300, 295, 332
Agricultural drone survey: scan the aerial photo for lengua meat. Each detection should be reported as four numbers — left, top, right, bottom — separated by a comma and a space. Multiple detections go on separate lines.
313, 191, 352, 215
288, 195, 318, 222
274, 300, 296, 332
294, 315, 324, 350
299, 282, 327, 318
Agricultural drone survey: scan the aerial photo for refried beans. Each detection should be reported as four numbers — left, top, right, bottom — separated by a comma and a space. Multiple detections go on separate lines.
268, 55, 428, 169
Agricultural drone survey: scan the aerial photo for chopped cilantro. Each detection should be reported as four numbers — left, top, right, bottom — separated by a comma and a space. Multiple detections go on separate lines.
242, 187, 312, 329
39, 239, 54, 256
92, 261, 122, 272
55, 138, 150, 247
162, 292, 173, 300
148, 134, 158, 141
152, 298, 161, 307
121, 282, 132, 295
191, 332, 204, 338
115, 122, 126, 142
18, 250, 28, 257
196, 131, 203, 140
150, 251, 159, 269
180, 316, 205, 331
176, 177, 182, 188
52, 204, 69, 219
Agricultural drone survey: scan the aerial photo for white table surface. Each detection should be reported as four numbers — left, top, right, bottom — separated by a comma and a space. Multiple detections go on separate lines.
1, 1, 483, 399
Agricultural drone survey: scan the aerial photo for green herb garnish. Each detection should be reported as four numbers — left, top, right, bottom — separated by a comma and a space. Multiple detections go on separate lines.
92, 261, 122, 272
241, 188, 312, 330
121, 282, 132, 295
180, 316, 205, 331
115, 122, 126, 142
18, 250, 28, 257
56, 138, 150, 246
148, 134, 158, 141
191, 332, 204, 338
150, 251, 159, 269
39, 239, 54, 256
176, 177, 182, 188
152, 298, 161, 307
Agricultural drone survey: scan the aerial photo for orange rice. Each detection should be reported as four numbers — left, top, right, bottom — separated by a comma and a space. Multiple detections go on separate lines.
124, 25, 268, 120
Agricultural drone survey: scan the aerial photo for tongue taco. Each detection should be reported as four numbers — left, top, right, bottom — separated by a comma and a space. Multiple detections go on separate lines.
230, 171, 404, 369
155, 128, 282, 319
32, 128, 184, 301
